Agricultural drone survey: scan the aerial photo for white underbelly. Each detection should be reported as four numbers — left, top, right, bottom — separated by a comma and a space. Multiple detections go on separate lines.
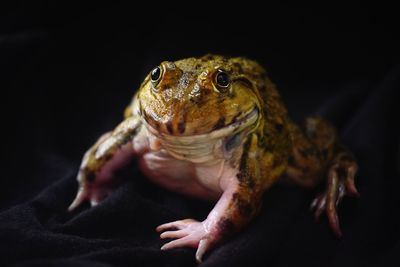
139, 150, 195, 183
137, 150, 237, 200
135, 127, 240, 200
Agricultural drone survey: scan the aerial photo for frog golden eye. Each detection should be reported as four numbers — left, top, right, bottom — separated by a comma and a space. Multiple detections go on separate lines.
150, 66, 163, 85
214, 70, 230, 91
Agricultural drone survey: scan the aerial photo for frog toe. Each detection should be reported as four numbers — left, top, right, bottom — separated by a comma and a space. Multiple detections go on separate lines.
160, 230, 187, 239
344, 163, 359, 197
156, 219, 198, 232
68, 187, 89, 212
68, 185, 111, 211
160, 235, 199, 250
310, 193, 326, 220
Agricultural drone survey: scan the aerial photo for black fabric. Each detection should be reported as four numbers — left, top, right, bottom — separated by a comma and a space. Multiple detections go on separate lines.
1, 4, 399, 267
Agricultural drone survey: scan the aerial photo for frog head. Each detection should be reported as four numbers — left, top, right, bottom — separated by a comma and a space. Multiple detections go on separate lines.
137, 55, 265, 141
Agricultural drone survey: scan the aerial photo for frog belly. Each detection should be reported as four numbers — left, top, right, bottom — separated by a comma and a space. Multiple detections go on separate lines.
138, 150, 223, 201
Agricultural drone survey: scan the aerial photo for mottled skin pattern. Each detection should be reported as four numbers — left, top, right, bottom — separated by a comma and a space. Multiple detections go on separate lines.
68, 55, 358, 262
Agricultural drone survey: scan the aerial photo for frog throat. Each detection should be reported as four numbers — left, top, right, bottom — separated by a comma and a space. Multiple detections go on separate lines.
142, 107, 259, 163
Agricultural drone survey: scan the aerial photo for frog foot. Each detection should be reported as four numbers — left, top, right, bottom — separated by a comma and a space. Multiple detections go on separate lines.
156, 219, 213, 262
310, 153, 359, 237
68, 170, 113, 211
68, 184, 112, 211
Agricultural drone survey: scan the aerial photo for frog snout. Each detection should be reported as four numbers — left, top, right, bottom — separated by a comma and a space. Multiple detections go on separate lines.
163, 110, 187, 136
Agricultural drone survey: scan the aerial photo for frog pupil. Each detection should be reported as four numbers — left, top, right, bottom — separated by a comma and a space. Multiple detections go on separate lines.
151, 66, 161, 82
216, 71, 230, 87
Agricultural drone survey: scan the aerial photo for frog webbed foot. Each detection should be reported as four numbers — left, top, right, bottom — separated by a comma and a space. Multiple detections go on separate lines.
310, 153, 359, 236
156, 219, 214, 263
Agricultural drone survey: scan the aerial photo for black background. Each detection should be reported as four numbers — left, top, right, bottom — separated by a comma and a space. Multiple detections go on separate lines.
1, 2, 399, 267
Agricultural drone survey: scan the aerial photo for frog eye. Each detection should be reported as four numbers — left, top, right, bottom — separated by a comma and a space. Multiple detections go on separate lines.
214, 70, 230, 92
150, 66, 163, 85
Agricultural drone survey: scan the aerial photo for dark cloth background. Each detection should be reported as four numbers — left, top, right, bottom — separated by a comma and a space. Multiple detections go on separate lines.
1, 3, 399, 267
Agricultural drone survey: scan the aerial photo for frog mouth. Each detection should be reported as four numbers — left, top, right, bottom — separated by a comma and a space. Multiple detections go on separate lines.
145, 106, 259, 141
143, 107, 259, 163
211, 106, 260, 136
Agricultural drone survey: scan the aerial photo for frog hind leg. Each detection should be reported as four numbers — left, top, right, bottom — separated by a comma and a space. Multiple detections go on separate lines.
310, 149, 359, 236
286, 116, 359, 236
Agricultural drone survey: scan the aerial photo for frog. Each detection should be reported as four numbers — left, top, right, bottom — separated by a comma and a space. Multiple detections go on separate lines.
68, 55, 359, 262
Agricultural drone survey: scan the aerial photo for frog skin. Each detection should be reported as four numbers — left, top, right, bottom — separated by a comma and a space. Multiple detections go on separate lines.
68, 55, 359, 262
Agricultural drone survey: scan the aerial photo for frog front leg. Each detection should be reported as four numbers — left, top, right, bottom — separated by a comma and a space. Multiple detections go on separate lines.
68, 116, 145, 211
156, 134, 264, 262
157, 182, 261, 262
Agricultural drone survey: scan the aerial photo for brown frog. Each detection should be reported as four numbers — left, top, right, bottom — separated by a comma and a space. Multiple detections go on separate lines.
68, 55, 359, 262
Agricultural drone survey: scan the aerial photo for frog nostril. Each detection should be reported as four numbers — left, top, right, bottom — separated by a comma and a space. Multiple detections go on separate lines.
166, 121, 174, 134
178, 121, 186, 134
